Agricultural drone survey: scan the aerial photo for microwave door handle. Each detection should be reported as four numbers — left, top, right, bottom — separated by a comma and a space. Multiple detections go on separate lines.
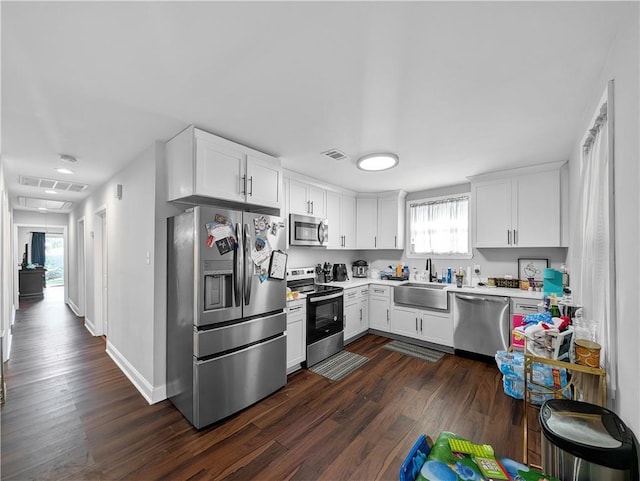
318, 222, 326, 245
244, 223, 252, 306
234, 223, 242, 307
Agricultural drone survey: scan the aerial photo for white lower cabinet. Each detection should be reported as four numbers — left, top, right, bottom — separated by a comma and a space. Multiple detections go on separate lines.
368, 285, 391, 332
286, 299, 306, 372
391, 305, 453, 347
344, 286, 369, 343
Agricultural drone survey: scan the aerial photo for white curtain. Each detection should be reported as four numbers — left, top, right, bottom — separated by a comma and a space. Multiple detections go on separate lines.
410, 196, 468, 255
575, 94, 616, 398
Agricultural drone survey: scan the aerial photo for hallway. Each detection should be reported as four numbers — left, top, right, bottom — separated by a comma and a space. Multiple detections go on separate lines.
0, 288, 179, 480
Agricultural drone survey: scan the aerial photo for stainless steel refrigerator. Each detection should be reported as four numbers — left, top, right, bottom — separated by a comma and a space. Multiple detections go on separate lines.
167, 205, 287, 429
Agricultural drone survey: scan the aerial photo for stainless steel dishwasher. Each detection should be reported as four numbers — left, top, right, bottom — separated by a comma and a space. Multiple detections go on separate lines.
453, 293, 510, 357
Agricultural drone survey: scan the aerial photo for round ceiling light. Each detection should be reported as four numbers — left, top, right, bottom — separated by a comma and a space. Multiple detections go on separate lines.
356, 153, 399, 172
59, 154, 78, 163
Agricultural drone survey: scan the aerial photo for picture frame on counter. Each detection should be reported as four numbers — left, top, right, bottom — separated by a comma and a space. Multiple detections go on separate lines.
518, 258, 548, 281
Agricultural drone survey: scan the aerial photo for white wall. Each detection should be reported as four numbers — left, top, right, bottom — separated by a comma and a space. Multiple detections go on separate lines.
152, 142, 185, 389
67, 142, 169, 403
0, 159, 15, 362
567, 7, 639, 433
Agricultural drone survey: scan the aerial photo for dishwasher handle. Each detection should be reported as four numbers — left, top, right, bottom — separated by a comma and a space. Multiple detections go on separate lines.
456, 294, 509, 304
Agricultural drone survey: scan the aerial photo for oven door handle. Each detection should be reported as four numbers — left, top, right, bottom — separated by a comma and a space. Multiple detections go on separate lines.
309, 292, 343, 303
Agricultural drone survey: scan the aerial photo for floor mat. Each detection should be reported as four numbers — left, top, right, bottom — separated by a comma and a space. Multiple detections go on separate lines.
384, 340, 446, 363
309, 350, 369, 381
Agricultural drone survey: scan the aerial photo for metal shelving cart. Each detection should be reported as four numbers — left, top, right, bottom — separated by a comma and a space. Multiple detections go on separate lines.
522, 339, 607, 467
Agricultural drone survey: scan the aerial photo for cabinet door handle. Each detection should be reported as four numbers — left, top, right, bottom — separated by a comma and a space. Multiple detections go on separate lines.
386, 309, 389, 322
374, 236, 377, 248
248, 176, 253, 196
513, 229, 517, 245
310, 201, 314, 214
394, 235, 397, 248
507, 229, 511, 245
420, 317, 423, 333
360, 309, 362, 321
288, 306, 303, 312
241, 175, 247, 195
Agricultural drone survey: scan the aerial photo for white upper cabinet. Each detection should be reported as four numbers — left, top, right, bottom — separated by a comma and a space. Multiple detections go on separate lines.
473, 178, 512, 247
288, 179, 326, 217
341, 195, 357, 249
246, 154, 282, 209
356, 191, 406, 249
377, 192, 406, 249
166, 126, 282, 209
471, 162, 565, 248
326, 191, 357, 249
356, 197, 378, 249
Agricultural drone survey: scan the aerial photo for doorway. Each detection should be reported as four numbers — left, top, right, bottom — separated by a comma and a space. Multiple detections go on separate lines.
44, 234, 64, 287
94, 209, 108, 337
77, 218, 86, 317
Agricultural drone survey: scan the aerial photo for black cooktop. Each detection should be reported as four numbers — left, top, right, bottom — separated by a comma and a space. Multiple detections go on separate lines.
311, 284, 343, 294
288, 282, 343, 296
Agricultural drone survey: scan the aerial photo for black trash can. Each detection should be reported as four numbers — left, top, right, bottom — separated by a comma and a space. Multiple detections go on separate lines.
540, 399, 639, 481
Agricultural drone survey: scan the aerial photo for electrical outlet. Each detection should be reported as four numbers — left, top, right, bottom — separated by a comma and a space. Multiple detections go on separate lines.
473, 265, 481, 275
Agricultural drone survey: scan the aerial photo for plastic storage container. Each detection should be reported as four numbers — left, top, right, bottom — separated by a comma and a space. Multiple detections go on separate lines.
495, 350, 569, 404
540, 399, 639, 481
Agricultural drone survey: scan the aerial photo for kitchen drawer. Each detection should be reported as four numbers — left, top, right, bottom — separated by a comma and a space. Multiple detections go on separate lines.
369, 285, 391, 297
344, 288, 359, 301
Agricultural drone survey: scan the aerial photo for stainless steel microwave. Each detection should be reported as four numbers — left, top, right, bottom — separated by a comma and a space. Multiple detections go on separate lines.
289, 214, 328, 247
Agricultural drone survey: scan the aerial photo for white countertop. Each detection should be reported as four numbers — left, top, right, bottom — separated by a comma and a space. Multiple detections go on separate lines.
316, 278, 544, 300
318, 278, 403, 289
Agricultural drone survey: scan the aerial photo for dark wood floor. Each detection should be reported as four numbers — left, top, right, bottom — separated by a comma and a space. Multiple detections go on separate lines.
1, 288, 524, 480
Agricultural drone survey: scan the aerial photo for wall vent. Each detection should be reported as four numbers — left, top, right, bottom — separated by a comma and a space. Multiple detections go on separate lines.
321, 149, 349, 161
19, 175, 88, 192
17, 196, 73, 211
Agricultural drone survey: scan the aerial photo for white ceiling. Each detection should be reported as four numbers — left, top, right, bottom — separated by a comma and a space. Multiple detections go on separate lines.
2, 1, 634, 213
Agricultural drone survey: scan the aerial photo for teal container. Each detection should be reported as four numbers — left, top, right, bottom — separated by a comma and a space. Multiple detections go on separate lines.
543, 268, 563, 296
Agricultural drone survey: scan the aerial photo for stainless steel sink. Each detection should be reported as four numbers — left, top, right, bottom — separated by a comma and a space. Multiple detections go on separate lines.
394, 282, 449, 311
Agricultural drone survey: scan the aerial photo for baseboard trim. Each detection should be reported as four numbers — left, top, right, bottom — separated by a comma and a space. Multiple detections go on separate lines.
67, 299, 81, 317
84, 317, 97, 336
105, 340, 167, 405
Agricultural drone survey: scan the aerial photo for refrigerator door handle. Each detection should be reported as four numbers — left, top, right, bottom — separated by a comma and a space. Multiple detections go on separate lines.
234, 223, 242, 307
244, 223, 252, 306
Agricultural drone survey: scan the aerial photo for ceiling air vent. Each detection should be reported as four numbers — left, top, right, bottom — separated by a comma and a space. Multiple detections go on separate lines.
19, 176, 88, 192
18, 196, 73, 211
321, 149, 349, 161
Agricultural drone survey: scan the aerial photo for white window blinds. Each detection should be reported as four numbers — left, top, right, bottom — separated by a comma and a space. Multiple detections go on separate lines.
409, 195, 469, 255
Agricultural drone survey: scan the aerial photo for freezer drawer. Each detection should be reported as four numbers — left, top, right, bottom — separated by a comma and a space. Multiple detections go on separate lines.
194, 311, 286, 358
193, 335, 286, 429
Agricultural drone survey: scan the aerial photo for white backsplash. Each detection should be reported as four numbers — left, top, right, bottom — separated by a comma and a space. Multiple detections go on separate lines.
288, 245, 568, 283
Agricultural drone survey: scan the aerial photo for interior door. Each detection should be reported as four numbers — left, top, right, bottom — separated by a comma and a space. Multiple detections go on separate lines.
101, 212, 108, 337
